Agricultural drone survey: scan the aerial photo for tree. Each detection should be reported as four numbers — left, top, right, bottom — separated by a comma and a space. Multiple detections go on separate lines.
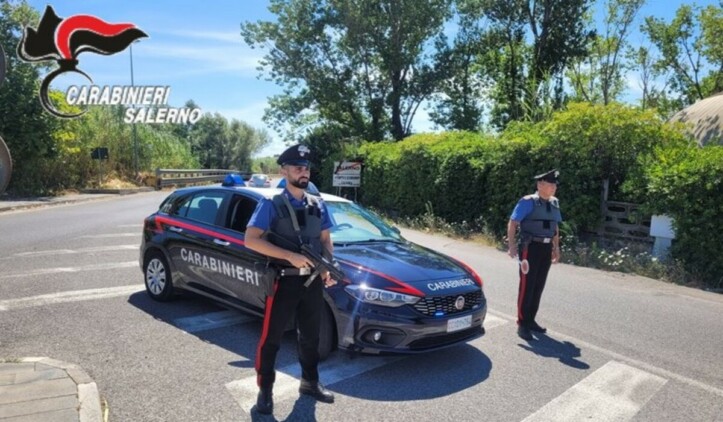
0, 2, 59, 169
189, 113, 270, 170
642, 3, 723, 111
458, 0, 593, 128
241, 0, 453, 141
428, 14, 490, 131
626, 44, 676, 112
568, 0, 644, 105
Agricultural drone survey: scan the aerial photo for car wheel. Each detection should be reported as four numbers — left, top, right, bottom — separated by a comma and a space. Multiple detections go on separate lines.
144, 251, 174, 301
318, 305, 336, 361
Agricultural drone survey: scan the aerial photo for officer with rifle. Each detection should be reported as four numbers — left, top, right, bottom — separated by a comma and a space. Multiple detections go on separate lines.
245, 144, 339, 415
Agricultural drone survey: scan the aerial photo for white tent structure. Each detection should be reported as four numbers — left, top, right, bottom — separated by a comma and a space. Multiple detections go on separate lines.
669, 92, 723, 146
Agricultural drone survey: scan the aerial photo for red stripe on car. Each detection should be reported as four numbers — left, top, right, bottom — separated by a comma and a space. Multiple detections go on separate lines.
336, 259, 424, 297
155, 215, 245, 246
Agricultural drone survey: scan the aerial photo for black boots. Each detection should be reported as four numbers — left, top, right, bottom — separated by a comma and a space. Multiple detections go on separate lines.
256, 380, 334, 414
517, 325, 533, 340
256, 386, 273, 414
518, 321, 547, 340
299, 379, 335, 403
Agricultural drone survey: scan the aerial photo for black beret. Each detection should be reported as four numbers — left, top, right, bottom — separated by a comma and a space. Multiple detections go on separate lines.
533, 169, 559, 184
277, 144, 313, 166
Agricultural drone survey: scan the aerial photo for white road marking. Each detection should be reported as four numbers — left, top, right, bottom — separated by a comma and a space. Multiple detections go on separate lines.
484, 313, 508, 330
490, 309, 723, 399
78, 233, 140, 239
0, 261, 137, 279
522, 360, 667, 422
174, 310, 254, 333
226, 312, 508, 412
226, 354, 404, 413
5, 245, 138, 259
0, 285, 143, 311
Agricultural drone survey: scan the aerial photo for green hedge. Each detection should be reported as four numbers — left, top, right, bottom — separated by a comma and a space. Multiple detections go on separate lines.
358, 103, 685, 238
349, 102, 723, 287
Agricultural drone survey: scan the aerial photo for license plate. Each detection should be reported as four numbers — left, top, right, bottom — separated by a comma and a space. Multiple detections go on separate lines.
447, 315, 472, 332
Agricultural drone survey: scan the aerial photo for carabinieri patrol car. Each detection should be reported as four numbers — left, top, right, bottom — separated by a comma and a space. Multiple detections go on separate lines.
140, 180, 487, 359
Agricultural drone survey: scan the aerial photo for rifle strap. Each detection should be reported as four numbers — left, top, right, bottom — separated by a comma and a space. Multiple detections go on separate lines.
279, 193, 318, 286
279, 194, 301, 234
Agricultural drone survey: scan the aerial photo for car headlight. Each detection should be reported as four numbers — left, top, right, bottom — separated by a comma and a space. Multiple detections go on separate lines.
345, 284, 421, 307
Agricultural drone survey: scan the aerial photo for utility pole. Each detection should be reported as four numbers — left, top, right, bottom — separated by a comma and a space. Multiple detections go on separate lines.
130, 43, 139, 178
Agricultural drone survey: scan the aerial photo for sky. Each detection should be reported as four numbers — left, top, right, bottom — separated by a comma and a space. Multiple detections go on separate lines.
23, 0, 720, 158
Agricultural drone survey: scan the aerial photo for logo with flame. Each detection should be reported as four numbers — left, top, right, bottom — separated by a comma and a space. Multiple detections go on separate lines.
17, 6, 147, 118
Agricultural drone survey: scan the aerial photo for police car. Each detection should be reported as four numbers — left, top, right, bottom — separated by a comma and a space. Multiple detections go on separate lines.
140, 181, 487, 359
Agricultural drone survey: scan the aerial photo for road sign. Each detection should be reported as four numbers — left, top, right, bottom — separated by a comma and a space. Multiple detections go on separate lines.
91, 147, 109, 160
332, 161, 362, 187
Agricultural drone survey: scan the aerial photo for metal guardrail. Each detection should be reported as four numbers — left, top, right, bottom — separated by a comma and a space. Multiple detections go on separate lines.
155, 168, 251, 190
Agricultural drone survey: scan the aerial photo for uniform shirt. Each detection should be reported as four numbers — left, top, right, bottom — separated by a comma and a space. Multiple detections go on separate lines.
247, 188, 333, 232
510, 194, 563, 223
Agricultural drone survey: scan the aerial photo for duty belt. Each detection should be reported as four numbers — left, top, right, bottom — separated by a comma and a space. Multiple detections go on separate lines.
530, 236, 552, 244
279, 267, 312, 277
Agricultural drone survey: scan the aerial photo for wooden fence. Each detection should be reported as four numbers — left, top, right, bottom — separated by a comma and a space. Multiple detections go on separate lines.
597, 179, 652, 241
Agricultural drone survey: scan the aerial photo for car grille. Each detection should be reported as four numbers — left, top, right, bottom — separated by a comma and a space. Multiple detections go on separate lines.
408, 326, 483, 350
413, 290, 483, 316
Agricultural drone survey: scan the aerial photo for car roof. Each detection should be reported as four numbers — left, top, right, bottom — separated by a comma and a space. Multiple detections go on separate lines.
171, 185, 352, 203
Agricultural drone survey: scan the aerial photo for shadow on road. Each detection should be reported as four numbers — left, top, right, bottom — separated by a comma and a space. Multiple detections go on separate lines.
332, 344, 492, 401
248, 396, 319, 422
518, 333, 589, 369
128, 291, 493, 402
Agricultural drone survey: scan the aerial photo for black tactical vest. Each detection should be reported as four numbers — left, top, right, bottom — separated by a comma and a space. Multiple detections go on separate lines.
268, 192, 323, 255
519, 194, 561, 238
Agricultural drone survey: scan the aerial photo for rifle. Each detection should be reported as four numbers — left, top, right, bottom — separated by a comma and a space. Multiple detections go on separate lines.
263, 231, 345, 286
300, 244, 346, 285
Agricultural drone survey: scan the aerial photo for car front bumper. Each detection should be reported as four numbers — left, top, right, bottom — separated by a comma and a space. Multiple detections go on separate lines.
332, 298, 487, 354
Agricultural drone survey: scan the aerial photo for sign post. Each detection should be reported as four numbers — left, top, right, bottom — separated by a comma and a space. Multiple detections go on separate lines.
91, 147, 109, 187
332, 161, 362, 201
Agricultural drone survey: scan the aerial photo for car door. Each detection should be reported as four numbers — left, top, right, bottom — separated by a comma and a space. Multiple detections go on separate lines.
163, 190, 232, 297
211, 193, 272, 310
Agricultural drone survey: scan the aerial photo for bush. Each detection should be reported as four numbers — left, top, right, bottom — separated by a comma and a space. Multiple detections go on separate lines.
631, 144, 723, 288
357, 103, 685, 238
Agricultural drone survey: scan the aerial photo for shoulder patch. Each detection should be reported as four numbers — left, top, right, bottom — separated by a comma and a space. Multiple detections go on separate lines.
306, 194, 319, 207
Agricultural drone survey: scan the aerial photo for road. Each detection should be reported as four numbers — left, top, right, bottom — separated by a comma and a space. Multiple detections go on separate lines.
1, 192, 721, 421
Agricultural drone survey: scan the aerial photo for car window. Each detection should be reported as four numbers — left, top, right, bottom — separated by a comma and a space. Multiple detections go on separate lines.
325, 201, 403, 243
169, 194, 192, 217
181, 191, 226, 226
226, 194, 259, 233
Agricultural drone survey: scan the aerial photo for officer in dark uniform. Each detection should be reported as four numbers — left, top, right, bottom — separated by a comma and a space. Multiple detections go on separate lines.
507, 170, 562, 341
245, 144, 336, 415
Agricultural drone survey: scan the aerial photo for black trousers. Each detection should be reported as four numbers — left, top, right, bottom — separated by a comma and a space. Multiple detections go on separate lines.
517, 242, 553, 326
255, 275, 323, 388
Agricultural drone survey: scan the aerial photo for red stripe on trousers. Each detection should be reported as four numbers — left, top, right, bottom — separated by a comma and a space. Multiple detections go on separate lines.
256, 280, 279, 387
517, 247, 529, 323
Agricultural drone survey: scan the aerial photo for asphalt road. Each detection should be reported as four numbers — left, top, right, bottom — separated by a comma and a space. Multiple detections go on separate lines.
1, 191, 721, 422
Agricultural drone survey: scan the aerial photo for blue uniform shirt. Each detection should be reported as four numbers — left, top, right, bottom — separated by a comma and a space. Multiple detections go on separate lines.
510, 198, 534, 222
247, 188, 333, 232
510, 195, 563, 222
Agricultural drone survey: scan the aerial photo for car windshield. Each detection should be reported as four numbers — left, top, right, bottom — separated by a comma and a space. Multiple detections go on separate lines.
325, 201, 403, 244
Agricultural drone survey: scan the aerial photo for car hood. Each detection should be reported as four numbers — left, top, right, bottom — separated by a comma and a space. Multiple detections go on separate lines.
334, 241, 477, 296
